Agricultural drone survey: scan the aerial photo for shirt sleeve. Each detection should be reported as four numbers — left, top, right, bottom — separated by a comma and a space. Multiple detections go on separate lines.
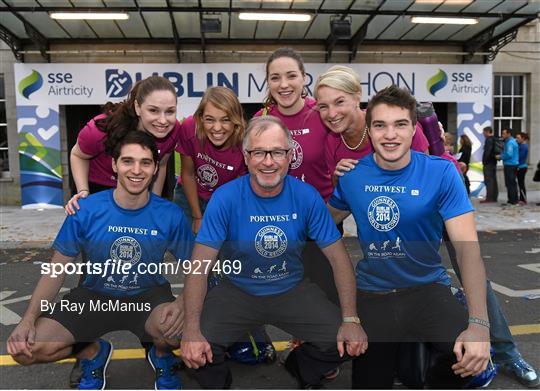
175, 116, 195, 155
306, 191, 341, 249
328, 179, 350, 211
412, 122, 430, 153
195, 193, 230, 250
167, 210, 195, 261
52, 214, 84, 257
77, 118, 106, 157
437, 162, 474, 221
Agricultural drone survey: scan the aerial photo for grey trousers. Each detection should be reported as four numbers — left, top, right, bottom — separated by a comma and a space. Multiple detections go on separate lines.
194, 278, 348, 388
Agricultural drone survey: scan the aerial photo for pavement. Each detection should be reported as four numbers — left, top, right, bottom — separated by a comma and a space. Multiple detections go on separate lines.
0, 193, 539, 389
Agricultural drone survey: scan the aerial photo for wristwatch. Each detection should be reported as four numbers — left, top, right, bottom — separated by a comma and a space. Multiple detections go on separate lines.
342, 316, 361, 324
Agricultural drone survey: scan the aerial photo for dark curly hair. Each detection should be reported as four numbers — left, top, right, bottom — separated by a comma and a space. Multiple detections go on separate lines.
97, 76, 177, 156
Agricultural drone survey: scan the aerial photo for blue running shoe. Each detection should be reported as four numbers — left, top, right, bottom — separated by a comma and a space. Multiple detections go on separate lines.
466, 361, 498, 388
500, 358, 540, 388
147, 345, 182, 390
78, 339, 113, 390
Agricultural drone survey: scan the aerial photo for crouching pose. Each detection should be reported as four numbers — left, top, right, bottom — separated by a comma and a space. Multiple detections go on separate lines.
7, 131, 193, 390
327, 85, 491, 389
181, 116, 367, 389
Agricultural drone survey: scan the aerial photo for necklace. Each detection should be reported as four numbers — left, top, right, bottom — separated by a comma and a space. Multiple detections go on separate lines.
340, 126, 367, 150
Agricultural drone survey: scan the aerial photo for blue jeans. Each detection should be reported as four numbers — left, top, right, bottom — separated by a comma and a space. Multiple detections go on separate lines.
444, 235, 521, 364
173, 183, 209, 227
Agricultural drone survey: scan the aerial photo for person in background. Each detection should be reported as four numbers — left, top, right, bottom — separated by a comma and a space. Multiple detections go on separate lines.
174, 86, 247, 234
440, 126, 539, 389
457, 134, 472, 195
516, 132, 529, 205
481, 126, 498, 203
496, 129, 519, 206
444, 132, 456, 155
457, 134, 472, 167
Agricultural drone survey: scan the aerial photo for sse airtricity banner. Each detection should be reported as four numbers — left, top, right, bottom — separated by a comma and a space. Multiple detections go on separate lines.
14, 63, 492, 208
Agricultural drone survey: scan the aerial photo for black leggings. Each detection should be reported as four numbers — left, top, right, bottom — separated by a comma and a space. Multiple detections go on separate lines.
517, 167, 527, 203
352, 284, 471, 389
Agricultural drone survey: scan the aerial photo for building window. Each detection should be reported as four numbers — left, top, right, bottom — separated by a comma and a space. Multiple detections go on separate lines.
493, 75, 525, 137
0, 73, 8, 172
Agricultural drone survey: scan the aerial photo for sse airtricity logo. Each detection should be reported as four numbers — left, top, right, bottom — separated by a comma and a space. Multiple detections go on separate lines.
427, 69, 448, 96
18, 70, 43, 99
106, 69, 133, 98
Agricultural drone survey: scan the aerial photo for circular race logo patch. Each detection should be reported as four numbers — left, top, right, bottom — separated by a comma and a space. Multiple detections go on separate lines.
197, 164, 219, 188
110, 236, 142, 265
290, 139, 303, 170
367, 196, 400, 232
255, 225, 288, 258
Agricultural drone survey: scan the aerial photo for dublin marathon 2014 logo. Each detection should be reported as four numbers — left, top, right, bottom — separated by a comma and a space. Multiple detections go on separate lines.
426, 69, 448, 96
18, 69, 43, 99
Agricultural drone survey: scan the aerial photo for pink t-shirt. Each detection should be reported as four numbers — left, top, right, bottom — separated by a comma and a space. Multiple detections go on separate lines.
254, 98, 334, 201
441, 151, 462, 173
176, 116, 247, 201
327, 120, 430, 174
77, 114, 181, 187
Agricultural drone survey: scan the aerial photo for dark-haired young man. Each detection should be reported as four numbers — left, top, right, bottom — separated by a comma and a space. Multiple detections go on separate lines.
328, 85, 491, 389
7, 131, 193, 390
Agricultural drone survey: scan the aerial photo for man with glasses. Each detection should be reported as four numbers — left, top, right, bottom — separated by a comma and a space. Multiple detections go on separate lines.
180, 115, 367, 389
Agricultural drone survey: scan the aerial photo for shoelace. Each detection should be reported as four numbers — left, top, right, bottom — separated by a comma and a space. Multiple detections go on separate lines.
514, 359, 533, 371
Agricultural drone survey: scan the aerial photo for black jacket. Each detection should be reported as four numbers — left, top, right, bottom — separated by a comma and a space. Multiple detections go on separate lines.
458, 144, 472, 166
482, 136, 497, 165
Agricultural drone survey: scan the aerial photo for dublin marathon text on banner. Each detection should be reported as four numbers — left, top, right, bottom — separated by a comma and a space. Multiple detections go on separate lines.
14, 63, 492, 208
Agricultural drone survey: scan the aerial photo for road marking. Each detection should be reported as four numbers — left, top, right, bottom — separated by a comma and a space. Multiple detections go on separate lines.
0, 285, 183, 326
489, 282, 540, 298
525, 248, 540, 254
509, 323, 540, 336
447, 269, 540, 298
0, 328, 537, 367
518, 263, 540, 273
0, 288, 70, 326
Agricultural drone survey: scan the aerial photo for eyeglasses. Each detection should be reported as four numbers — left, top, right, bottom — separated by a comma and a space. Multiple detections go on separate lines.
245, 149, 291, 161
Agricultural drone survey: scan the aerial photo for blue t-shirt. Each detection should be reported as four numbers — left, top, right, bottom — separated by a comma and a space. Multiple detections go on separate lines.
53, 190, 194, 296
501, 137, 519, 166
518, 143, 528, 168
329, 152, 473, 291
196, 175, 341, 296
